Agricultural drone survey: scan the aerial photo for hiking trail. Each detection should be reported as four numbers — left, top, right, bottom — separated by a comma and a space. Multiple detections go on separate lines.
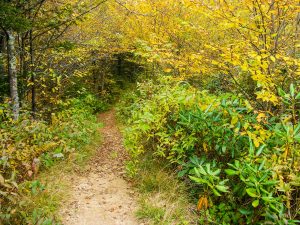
61, 109, 139, 225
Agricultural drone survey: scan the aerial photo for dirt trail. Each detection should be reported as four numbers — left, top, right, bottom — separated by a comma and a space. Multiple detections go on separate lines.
61, 110, 139, 225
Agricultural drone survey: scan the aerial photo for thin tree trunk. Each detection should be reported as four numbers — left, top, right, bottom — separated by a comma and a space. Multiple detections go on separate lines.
0, 32, 7, 102
30, 30, 36, 117
0, 32, 5, 80
7, 30, 20, 120
0, 33, 4, 77
18, 34, 26, 106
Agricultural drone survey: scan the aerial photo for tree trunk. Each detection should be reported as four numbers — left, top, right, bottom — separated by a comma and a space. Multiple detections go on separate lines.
0, 33, 4, 77
30, 30, 36, 117
7, 30, 20, 120
18, 34, 26, 106
0, 32, 8, 102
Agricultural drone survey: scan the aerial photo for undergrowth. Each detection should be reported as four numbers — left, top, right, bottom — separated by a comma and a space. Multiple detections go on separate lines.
132, 154, 196, 225
117, 77, 300, 224
117, 89, 197, 225
15, 134, 101, 225
0, 94, 104, 224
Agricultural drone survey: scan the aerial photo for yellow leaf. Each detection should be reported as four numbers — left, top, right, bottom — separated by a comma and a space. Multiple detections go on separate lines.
256, 113, 266, 122
270, 56, 276, 62
164, 68, 172, 73
231, 116, 239, 125
197, 196, 208, 211
253, 138, 260, 148
203, 142, 208, 152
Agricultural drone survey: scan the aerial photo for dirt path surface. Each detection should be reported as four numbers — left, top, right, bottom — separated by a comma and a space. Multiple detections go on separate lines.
61, 110, 139, 225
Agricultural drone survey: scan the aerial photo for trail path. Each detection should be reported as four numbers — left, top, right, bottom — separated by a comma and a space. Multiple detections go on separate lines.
61, 110, 139, 225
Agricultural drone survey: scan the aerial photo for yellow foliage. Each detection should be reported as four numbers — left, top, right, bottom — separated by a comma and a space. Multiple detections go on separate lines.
197, 196, 209, 211
87, 0, 300, 107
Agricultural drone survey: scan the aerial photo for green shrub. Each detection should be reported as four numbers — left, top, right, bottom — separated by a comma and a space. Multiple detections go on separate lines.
0, 95, 101, 224
119, 77, 300, 224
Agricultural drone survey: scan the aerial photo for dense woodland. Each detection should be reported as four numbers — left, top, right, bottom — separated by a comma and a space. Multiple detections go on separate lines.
0, 0, 300, 224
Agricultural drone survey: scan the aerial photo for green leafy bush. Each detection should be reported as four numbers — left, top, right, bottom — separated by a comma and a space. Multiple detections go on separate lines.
119, 77, 300, 224
0, 95, 101, 224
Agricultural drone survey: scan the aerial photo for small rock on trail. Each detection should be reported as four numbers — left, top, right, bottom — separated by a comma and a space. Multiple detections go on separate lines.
61, 110, 139, 225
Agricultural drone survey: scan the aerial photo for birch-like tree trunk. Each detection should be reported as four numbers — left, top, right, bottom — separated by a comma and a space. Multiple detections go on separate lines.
7, 30, 19, 120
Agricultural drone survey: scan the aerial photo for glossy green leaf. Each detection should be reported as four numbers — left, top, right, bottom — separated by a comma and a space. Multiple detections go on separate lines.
225, 169, 238, 176
215, 185, 228, 193
252, 199, 259, 208
212, 188, 222, 197
256, 144, 266, 156
246, 188, 259, 198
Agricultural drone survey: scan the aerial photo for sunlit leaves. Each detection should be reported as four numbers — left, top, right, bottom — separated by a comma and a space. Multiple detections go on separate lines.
105, 0, 300, 108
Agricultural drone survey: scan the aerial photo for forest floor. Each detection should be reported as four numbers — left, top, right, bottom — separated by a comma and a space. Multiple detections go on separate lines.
60, 109, 139, 225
